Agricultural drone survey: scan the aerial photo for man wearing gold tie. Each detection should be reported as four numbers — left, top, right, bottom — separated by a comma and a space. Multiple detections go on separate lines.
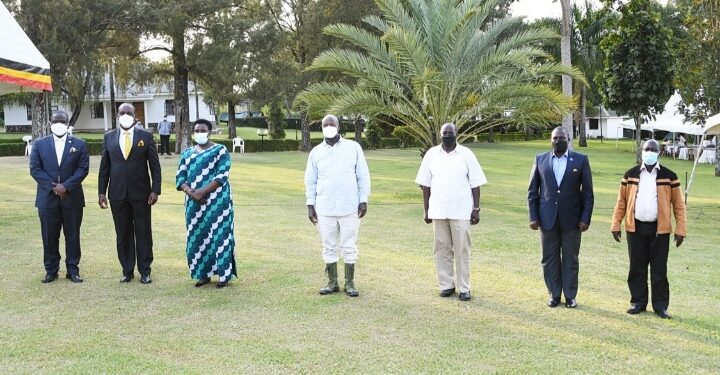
98, 103, 161, 284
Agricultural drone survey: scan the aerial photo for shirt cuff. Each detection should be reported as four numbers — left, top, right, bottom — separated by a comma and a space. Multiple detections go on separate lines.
306, 198, 316, 206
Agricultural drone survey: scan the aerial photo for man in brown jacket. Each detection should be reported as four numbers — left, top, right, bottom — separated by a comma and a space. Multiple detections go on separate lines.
611, 139, 687, 319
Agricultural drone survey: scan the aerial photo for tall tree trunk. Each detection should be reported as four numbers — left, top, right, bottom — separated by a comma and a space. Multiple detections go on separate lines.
30, 93, 49, 139
578, 84, 587, 147
109, 61, 117, 130
301, 110, 311, 151
634, 112, 643, 164
354, 115, 363, 144
172, 31, 191, 153
561, 0, 574, 147
68, 101, 82, 127
227, 100, 236, 139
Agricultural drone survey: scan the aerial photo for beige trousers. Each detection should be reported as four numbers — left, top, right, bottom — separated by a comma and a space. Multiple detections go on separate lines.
433, 219, 471, 293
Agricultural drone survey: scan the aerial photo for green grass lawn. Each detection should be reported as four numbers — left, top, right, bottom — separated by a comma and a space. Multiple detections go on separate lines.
0, 139, 718, 373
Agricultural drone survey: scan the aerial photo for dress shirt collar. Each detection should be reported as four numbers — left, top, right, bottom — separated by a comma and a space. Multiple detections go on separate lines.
54, 134, 67, 143
640, 162, 660, 173
322, 136, 342, 147
551, 150, 569, 159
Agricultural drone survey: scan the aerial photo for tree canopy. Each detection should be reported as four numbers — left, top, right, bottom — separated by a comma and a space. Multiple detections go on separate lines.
296, 0, 582, 154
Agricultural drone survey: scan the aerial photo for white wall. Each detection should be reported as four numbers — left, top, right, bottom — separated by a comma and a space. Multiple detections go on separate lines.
143, 94, 215, 124
584, 117, 627, 139
3, 93, 215, 131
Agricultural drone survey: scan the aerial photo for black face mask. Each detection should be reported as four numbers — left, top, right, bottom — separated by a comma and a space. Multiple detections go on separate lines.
552, 139, 568, 153
442, 135, 456, 147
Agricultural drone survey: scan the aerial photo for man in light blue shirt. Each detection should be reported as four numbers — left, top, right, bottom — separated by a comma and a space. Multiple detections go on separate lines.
157, 116, 172, 156
305, 114, 371, 297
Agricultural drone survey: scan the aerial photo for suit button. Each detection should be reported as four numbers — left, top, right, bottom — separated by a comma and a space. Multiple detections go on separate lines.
555, 202, 558, 205
557, 190, 560, 193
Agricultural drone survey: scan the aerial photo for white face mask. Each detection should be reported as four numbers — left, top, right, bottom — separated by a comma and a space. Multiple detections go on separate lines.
322, 125, 339, 139
193, 132, 209, 145
642, 151, 659, 165
50, 122, 68, 137
118, 114, 135, 129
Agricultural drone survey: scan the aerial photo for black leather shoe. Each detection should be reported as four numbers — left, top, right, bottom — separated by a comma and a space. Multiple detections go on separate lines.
216, 281, 228, 289
458, 292, 471, 301
547, 297, 561, 307
565, 298, 577, 308
140, 275, 152, 284
194, 277, 211, 287
41, 273, 58, 283
66, 274, 83, 283
626, 304, 646, 315
439, 288, 456, 297
119, 275, 134, 283
655, 310, 672, 319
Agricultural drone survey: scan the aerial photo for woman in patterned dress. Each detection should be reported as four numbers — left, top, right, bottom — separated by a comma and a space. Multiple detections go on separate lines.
176, 119, 236, 288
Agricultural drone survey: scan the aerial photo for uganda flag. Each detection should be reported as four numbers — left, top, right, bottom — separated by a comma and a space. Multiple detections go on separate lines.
0, 2, 52, 95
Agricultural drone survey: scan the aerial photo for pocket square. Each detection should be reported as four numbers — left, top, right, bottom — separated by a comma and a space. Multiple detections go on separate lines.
573, 168, 578, 172
138, 140, 145, 147
69, 147, 78, 153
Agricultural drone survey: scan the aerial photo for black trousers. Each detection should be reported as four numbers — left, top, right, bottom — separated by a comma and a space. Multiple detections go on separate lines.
110, 199, 153, 277
159, 135, 170, 155
540, 224, 581, 299
627, 220, 670, 311
38, 206, 83, 275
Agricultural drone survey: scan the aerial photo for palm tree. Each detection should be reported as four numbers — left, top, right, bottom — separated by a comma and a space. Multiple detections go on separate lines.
295, 0, 584, 154
560, 0, 574, 143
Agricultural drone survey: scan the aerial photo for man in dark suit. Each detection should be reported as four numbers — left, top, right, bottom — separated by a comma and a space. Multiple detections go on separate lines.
98, 103, 161, 284
30, 111, 89, 283
528, 127, 594, 308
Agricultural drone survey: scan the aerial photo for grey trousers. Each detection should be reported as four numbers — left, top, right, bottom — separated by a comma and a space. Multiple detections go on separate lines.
540, 225, 581, 299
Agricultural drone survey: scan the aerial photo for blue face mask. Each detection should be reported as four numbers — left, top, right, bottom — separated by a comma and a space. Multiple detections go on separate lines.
642, 151, 659, 165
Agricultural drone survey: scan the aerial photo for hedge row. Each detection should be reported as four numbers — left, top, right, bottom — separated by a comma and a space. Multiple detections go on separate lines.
0, 132, 549, 157
226, 117, 357, 131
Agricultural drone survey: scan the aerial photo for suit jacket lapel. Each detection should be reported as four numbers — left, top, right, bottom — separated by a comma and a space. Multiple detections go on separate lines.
560, 151, 574, 187
545, 152, 558, 189
59, 136, 72, 168
112, 129, 126, 159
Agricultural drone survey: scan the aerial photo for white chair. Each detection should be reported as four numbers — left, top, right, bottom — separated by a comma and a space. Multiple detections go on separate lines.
232, 137, 245, 154
22, 135, 33, 157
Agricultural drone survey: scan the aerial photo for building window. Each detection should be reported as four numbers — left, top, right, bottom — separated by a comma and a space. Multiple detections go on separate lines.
26, 104, 32, 121
589, 118, 599, 130
90, 102, 104, 119
164, 100, 175, 116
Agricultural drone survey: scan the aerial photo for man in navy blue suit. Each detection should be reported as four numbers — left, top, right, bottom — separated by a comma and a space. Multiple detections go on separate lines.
98, 103, 161, 284
29, 111, 89, 283
528, 127, 594, 308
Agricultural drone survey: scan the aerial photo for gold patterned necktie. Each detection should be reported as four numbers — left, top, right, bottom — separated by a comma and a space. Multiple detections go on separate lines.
123, 132, 131, 159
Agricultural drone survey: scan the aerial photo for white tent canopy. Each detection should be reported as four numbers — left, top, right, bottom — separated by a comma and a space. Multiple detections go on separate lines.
0, 1, 52, 95
704, 113, 720, 135
621, 92, 705, 135
686, 111, 720, 199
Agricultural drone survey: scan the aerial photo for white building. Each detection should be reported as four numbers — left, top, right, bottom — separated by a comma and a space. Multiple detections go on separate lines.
583, 106, 629, 139
3, 77, 214, 132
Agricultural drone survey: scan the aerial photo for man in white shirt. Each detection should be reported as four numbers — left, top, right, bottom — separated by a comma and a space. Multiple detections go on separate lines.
157, 116, 172, 156
305, 114, 371, 297
415, 123, 488, 301
29, 111, 89, 283
611, 139, 687, 319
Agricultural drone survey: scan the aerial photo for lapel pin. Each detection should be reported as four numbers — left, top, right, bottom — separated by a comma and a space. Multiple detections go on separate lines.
138, 140, 145, 147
